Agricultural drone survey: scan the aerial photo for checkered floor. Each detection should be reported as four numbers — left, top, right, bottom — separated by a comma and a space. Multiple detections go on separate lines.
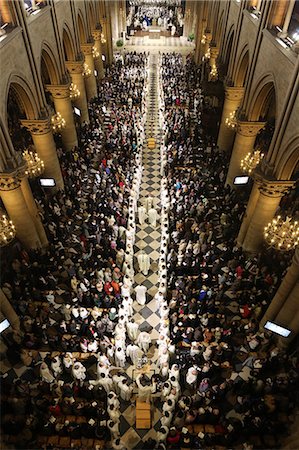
119, 53, 165, 449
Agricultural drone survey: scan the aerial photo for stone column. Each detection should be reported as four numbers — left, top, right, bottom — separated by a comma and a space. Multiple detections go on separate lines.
278, 0, 296, 38
21, 119, 64, 190
65, 61, 89, 124
20, 175, 48, 247
204, 31, 212, 57
242, 176, 293, 253
92, 30, 105, 79
217, 86, 244, 151
209, 46, 219, 69
237, 180, 260, 246
46, 83, 78, 151
260, 247, 299, 342
225, 121, 265, 186
0, 174, 42, 249
81, 44, 98, 101
0, 289, 20, 332
102, 17, 113, 65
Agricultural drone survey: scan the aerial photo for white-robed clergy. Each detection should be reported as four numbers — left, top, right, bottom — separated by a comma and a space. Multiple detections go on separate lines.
40, 362, 55, 383
137, 331, 151, 353
126, 343, 143, 365
135, 284, 147, 306
136, 374, 154, 402
72, 362, 87, 382
119, 379, 133, 401
148, 207, 158, 227
144, 196, 153, 212
138, 205, 147, 225
51, 356, 63, 377
127, 319, 139, 341
137, 251, 150, 276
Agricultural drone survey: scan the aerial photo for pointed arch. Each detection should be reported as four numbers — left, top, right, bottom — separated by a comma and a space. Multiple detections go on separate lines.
41, 43, 60, 85
215, 10, 224, 46
275, 136, 299, 180
222, 25, 234, 73
248, 74, 277, 121
234, 46, 249, 87
62, 24, 76, 61
77, 10, 88, 44
88, 1, 96, 30
5, 75, 39, 123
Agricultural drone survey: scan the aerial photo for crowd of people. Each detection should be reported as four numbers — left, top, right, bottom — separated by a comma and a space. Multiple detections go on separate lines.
127, 2, 183, 36
1, 47, 299, 450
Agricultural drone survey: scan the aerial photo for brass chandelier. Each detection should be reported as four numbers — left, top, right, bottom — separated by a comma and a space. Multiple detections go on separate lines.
264, 216, 299, 251
51, 112, 66, 132
0, 212, 16, 246
69, 82, 80, 100
225, 110, 237, 129
22, 149, 44, 178
240, 150, 264, 175
83, 63, 92, 77
92, 46, 100, 59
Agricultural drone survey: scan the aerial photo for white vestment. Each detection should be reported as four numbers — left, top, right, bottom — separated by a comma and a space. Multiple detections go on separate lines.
148, 208, 158, 227
135, 285, 147, 306
138, 206, 147, 225
137, 331, 151, 353
127, 321, 139, 341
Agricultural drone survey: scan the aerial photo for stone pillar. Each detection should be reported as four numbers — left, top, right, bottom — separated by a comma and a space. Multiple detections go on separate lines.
81, 44, 98, 101
217, 86, 244, 151
261, 248, 299, 346
242, 176, 293, 253
21, 119, 64, 190
0, 174, 42, 249
237, 181, 260, 246
278, 0, 296, 39
225, 121, 265, 186
46, 83, 78, 151
209, 46, 219, 69
102, 17, 113, 65
20, 175, 48, 247
204, 31, 212, 57
0, 289, 20, 332
65, 61, 89, 124
92, 30, 105, 79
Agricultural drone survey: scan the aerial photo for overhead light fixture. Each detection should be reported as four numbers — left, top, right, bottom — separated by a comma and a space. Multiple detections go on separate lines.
92, 46, 100, 59
240, 150, 264, 175
83, 63, 91, 77
69, 82, 80, 99
225, 110, 237, 130
0, 212, 16, 247
209, 64, 218, 80
51, 112, 66, 132
22, 149, 45, 178
101, 33, 106, 44
264, 216, 299, 251
201, 34, 207, 44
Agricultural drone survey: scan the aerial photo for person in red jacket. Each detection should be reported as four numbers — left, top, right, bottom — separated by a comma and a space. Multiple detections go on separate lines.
167, 427, 181, 446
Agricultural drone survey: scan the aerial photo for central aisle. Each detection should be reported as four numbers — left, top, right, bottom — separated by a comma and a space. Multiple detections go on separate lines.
119, 53, 164, 448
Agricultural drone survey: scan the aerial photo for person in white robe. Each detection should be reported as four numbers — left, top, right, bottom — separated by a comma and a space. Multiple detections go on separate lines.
72, 362, 86, 382
148, 207, 158, 227
99, 373, 113, 393
127, 319, 139, 341
137, 252, 151, 276
108, 404, 120, 423
126, 343, 143, 365
108, 420, 120, 439
108, 391, 120, 409
138, 205, 147, 225
186, 366, 198, 389
51, 356, 62, 377
161, 411, 173, 428
40, 362, 55, 383
135, 284, 147, 306
144, 196, 153, 212
137, 331, 151, 353
115, 347, 126, 368
136, 374, 154, 402
122, 296, 133, 317
157, 426, 169, 443
63, 353, 74, 370
119, 379, 133, 401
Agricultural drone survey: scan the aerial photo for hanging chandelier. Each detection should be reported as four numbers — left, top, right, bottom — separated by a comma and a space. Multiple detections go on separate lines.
264, 216, 299, 251
51, 112, 66, 133
0, 212, 16, 246
69, 82, 80, 99
101, 33, 106, 44
201, 34, 207, 44
83, 63, 91, 77
225, 110, 237, 130
204, 48, 210, 60
92, 46, 100, 59
210, 64, 218, 81
22, 149, 45, 178
240, 150, 264, 175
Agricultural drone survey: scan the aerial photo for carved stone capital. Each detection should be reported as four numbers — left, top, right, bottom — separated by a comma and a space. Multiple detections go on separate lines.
81, 43, 94, 55
65, 61, 84, 75
253, 173, 294, 198
21, 119, 51, 135
45, 83, 70, 99
224, 86, 245, 101
92, 30, 102, 41
0, 163, 27, 191
236, 121, 265, 137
